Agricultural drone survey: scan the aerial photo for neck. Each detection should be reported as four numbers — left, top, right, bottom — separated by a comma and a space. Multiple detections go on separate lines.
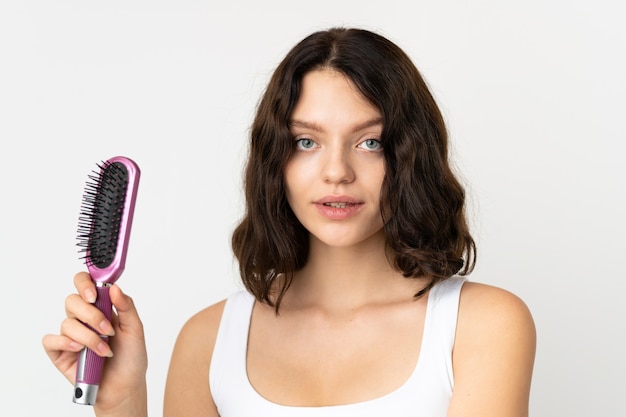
283, 232, 422, 312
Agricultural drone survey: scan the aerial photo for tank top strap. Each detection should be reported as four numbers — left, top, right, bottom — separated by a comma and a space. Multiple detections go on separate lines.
418, 276, 467, 390
209, 290, 255, 405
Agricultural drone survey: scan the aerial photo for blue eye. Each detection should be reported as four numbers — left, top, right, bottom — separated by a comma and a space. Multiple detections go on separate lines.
295, 138, 318, 150
359, 139, 382, 151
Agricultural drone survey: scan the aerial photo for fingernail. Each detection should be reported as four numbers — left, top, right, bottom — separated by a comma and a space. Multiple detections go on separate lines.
99, 320, 115, 336
85, 289, 97, 303
97, 342, 113, 358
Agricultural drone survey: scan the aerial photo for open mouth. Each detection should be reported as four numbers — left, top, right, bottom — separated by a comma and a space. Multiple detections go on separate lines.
323, 202, 354, 208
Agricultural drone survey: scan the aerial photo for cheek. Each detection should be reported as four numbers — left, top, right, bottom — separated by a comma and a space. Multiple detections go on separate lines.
284, 157, 310, 190
370, 162, 386, 195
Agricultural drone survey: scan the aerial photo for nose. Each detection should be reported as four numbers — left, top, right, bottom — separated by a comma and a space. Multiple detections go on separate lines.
321, 146, 355, 184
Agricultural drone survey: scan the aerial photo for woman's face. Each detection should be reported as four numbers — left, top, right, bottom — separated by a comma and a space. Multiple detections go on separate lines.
284, 69, 386, 249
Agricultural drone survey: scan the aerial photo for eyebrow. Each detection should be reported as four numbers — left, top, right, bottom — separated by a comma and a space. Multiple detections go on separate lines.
288, 117, 383, 134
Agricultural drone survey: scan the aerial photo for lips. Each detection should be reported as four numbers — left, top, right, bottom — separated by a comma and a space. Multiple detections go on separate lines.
314, 196, 364, 220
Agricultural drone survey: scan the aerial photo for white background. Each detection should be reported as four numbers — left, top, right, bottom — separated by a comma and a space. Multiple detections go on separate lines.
1, 1, 624, 416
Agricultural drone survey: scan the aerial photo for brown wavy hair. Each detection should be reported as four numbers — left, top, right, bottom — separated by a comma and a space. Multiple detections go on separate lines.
231, 27, 476, 309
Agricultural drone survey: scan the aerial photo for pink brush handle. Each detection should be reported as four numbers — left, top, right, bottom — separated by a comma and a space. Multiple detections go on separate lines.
73, 284, 113, 405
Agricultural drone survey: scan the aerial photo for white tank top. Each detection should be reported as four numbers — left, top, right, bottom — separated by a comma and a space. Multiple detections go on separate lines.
210, 277, 466, 416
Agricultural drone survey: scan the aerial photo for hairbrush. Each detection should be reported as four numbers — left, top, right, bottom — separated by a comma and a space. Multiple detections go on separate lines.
72, 156, 140, 405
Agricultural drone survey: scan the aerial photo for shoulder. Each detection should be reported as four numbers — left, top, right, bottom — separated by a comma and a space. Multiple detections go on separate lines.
163, 298, 228, 417
456, 281, 536, 355
169, 296, 228, 367
178, 298, 228, 347
448, 281, 536, 416
176, 290, 255, 351
458, 281, 535, 328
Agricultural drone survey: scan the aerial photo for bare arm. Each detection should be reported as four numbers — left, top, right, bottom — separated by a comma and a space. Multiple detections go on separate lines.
163, 301, 226, 417
448, 282, 536, 417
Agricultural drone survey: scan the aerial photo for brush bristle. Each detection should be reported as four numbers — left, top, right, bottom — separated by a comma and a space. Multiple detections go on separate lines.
77, 161, 129, 268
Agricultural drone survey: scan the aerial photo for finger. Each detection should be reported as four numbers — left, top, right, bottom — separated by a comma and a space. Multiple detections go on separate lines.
42, 333, 84, 358
42, 334, 85, 383
60, 318, 113, 358
65, 293, 115, 337
110, 285, 143, 335
74, 271, 97, 303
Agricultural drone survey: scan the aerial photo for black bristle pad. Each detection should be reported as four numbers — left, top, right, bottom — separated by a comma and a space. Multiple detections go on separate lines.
77, 161, 129, 268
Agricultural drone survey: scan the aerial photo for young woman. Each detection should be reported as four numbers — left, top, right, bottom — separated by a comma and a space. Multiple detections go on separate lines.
43, 27, 536, 417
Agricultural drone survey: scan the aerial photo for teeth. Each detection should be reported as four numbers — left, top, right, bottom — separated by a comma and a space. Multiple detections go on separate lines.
325, 202, 349, 208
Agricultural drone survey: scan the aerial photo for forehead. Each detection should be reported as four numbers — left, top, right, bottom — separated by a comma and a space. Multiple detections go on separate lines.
290, 69, 381, 129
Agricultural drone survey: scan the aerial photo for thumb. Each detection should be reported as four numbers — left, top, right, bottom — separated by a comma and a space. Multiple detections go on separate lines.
109, 284, 143, 335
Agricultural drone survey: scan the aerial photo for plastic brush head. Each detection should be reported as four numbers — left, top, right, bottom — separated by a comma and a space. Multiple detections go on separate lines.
77, 161, 128, 268
76, 156, 140, 284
